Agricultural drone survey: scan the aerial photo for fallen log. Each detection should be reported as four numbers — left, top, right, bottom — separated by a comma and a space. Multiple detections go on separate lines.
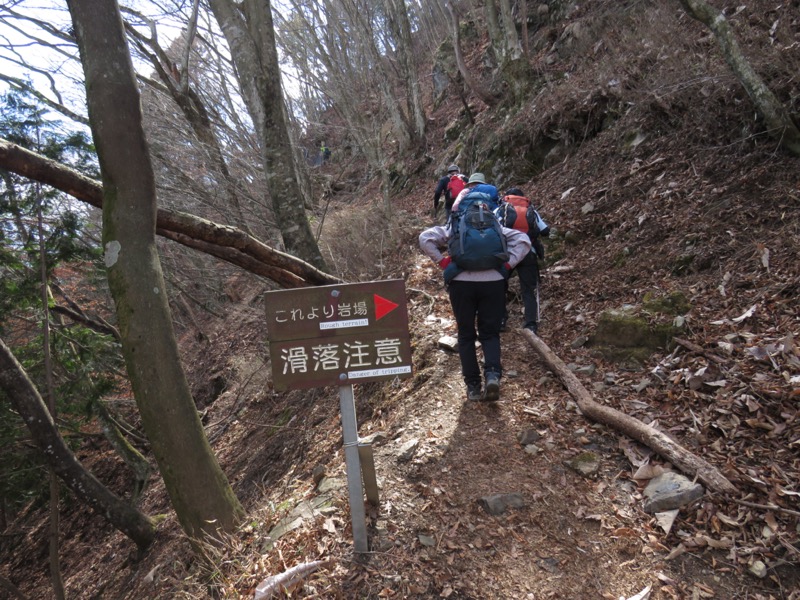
254, 560, 331, 600
522, 330, 738, 495
0, 137, 340, 288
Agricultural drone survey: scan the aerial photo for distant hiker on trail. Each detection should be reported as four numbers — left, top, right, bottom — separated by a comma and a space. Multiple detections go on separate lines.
419, 194, 531, 403
451, 172, 500, 213
495, 187, 551, 334
433, 164, 467, 223
320, 142, 331, 163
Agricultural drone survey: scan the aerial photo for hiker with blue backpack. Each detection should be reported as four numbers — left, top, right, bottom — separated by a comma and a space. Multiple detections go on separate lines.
419, 187, 531, 402
433, 164, 467, 223
451, 172, 500, 213
495, 187, 551, 334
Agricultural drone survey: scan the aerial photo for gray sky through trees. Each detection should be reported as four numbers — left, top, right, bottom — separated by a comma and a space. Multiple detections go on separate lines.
0, 0, 302, 127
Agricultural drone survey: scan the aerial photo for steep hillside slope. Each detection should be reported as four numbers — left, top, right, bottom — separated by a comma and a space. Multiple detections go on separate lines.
2, 1, 799, 598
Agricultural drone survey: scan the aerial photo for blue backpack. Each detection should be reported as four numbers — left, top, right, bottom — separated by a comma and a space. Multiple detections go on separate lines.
468, 183, 500, 208
445, 192, 508, 280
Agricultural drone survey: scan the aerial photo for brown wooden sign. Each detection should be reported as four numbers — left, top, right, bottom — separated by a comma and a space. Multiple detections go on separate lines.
265, 279, 412, 391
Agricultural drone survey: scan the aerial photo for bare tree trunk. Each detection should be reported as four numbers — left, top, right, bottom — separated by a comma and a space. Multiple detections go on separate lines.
67, 0, 244, 541
518, 0, 530, 58
125, 16, 256, 235
0, 574, 29, 600
522, 330, 739, 495
677, 0, 800, 156
95, 401, 152, 503
386, 0, 427, 144
37, 204, 65, 600
341, 0, 414, 152
243, 0, 327, 267
277, 0, 389, 170
209, 0, 326, 268
126, 24, 254, 235
446, 1, 497, 107
484, 0, 504, 62
0, 338, 156, 550
498, 0, 522, 60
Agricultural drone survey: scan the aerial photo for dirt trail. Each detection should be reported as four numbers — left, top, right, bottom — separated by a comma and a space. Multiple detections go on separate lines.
324, 259, 788, 600
342, 256, 723, 599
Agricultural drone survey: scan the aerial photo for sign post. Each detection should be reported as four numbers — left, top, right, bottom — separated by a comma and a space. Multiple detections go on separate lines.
338, 384, 368, 553
264, 280, 412, 553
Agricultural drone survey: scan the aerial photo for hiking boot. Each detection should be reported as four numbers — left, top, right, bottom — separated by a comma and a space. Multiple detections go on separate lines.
484, 373, 500, 402
466, 382, 483, 402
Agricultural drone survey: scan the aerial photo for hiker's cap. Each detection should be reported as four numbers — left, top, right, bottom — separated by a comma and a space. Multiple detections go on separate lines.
447, 164, 459, 173
505, 187, 523, 196
468, 172, 486, 185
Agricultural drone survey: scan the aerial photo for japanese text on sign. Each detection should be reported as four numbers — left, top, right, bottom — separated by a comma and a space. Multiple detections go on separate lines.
264, 280, 412, 391
273, 301, 369, 325
281, 338, 406, 375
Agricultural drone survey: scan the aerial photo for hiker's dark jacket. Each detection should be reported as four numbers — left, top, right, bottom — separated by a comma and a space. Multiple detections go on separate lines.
433, 175, 451, 207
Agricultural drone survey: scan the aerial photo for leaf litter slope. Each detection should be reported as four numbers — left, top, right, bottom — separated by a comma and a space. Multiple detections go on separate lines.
3, 1, 800, 598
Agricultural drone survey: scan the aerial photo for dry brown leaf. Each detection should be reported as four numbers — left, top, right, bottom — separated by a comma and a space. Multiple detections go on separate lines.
716, 513, 741, 527
765, 512, 779, 531
665, 543, 687, 560
624, 586, 652, 600
612, 527, 639, 538
698, 535, 734, 549
633, 462, 665, 481
323, 518, 336, 533
654, 510, 679, 535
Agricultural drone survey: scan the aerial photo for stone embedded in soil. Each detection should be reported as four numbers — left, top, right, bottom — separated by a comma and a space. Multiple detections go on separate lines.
537, 557, 560, 574
360, 430, 388, 445
478, 493, 526, 515
438, 335, 458, 352
316, 477, 344, 493
565, 451, 601, 476
397, 438, 420, 463
748, 560, 768, 579
570, 335, 588, 348
518, 429, 541, 445
312, 464, 326, 486
642, 471, 704, 513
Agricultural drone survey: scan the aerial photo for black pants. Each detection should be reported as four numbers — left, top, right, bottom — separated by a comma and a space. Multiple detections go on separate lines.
504, 251, 540, 329
448, 279, 505, 386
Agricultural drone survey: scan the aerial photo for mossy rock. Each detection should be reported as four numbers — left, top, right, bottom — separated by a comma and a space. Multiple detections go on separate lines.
642, 291, 691, 316
671, 253, 695, 276
589, 308, 679, 365
444, 119, 463, 142
565, 451, 601, 477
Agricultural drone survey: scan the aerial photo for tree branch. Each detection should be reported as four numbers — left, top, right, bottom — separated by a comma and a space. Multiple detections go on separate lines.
0, 137, 340, 288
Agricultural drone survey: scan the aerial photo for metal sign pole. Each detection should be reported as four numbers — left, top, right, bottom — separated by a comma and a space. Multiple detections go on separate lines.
338, 384, 368, 553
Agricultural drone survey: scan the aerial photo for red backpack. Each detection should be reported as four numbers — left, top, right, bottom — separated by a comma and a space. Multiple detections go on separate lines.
446, 174, 466, 201
498, 195, 531, 234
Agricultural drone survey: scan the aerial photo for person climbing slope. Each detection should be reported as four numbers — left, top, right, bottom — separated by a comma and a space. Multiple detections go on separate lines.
432, 164, 467, 223
419, 192, 531, 402
495, 187, 551, 334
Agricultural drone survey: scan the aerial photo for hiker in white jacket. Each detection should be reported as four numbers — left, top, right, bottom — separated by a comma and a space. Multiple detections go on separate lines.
419, 216, 530, 402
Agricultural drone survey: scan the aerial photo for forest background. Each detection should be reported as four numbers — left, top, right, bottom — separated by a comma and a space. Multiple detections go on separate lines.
0, 0, 799, 598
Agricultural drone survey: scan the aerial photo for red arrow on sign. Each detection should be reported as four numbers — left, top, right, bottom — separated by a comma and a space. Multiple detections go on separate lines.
374, 294, 399, 320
